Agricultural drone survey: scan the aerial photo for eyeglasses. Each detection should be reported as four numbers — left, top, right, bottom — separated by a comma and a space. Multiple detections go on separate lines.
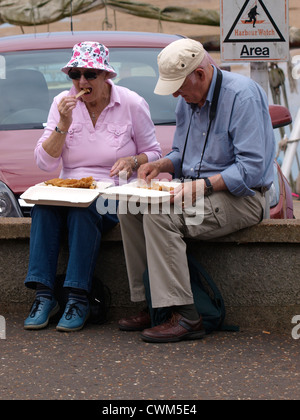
68, 70, 101, 80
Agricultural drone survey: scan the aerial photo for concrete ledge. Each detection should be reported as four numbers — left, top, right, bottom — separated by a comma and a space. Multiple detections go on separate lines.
209, 219, 300, 244
78, 218, 300, 244
1, 218, 300, 331
101, 219, 300, 244
0, 218, 31, 239
1, 218, 300, 243
102, 219, 300, 244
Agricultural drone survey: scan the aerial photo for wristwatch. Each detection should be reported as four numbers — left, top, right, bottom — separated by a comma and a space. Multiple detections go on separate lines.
131, 156, 139, 171
204, 178, 214, 196
55, 126, 68, 135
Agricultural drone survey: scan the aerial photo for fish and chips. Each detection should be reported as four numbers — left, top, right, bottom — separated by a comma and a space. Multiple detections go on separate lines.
137, 182, 175, 193
44, 176, 96, 189
75, 88, 91, 99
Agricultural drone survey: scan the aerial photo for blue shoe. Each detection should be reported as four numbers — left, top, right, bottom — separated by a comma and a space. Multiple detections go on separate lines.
24, 297, 59, 330
56, 299, 90, 332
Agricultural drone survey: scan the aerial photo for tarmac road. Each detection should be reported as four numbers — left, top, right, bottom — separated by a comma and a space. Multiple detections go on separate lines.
1, 312, 300, 401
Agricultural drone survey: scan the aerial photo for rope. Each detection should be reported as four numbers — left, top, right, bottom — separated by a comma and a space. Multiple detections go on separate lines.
70, 0, 74, 34
157, 10, 163, 33
102, 0, 113, 30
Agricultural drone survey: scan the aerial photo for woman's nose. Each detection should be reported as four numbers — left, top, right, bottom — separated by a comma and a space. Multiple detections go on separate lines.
79, 74, 88, 81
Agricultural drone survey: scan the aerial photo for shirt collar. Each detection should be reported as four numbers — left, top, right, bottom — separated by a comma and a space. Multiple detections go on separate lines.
107, 79, 121, 107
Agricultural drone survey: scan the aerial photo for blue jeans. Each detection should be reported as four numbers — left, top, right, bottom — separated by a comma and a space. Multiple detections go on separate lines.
25, 198, 118, 293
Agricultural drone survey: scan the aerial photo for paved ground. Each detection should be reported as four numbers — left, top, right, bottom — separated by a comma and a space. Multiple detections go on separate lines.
2, 202, 300, 401
1, 312, 300, 401
1, 203, 299, 402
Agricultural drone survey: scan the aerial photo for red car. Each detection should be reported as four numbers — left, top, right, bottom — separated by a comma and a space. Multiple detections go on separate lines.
0, 31, 293, 218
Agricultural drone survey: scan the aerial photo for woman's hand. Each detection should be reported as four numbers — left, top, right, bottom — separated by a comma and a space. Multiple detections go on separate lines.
110, 157, 136, 179
41, 95, 78, 158
111, 154, 149, 179
57, 95, 77, 131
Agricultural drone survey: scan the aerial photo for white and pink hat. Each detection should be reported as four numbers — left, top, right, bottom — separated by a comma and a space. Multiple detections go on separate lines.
61, 41, 117, 79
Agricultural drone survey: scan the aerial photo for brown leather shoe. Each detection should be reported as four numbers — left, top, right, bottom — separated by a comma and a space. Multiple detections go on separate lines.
118, 309, 151, 331
140, 313, 205, 343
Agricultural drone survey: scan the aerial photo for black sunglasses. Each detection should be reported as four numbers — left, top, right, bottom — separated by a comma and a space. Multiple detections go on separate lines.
68, 70, 101, 80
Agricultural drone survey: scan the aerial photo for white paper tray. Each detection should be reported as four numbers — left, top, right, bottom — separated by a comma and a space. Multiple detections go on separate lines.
99, 181, 180, 204
20, 181, 113, 207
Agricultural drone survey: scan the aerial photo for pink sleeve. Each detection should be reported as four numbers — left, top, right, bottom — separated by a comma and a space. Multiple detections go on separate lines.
34, 94, 65, 172
131, 96, 162, 162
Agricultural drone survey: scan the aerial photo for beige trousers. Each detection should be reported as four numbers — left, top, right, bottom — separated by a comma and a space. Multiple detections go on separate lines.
118, 191, 265, 308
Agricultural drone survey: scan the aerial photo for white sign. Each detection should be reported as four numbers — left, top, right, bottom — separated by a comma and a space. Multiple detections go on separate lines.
221, 0, 289, 62
0, 55, 6, 79
0, 316, 6, 339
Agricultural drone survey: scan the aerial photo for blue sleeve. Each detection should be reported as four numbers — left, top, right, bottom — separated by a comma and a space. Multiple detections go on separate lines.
221, 87, 275, 197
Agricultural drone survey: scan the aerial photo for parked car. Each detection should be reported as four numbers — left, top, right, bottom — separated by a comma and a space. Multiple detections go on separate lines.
269, 105, 294, 219
0, 31, 294, 218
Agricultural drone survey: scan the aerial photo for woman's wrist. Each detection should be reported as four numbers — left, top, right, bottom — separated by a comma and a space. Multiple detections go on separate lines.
55, 126, 68, 135
131, 155, 139, 172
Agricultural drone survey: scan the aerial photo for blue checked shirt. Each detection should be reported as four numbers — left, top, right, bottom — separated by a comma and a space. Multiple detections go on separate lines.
167, 66, 275, 197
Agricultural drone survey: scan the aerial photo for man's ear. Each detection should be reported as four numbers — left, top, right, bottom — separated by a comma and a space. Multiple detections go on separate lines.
194, 68, 205, 81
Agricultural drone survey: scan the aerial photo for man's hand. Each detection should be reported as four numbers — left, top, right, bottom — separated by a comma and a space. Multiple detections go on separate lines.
171, 179, 205, 208
138, 161, 161, 183
138, 158, 175, 184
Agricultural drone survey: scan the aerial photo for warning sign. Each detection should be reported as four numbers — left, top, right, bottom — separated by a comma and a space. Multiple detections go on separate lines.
221, 0, 289, 62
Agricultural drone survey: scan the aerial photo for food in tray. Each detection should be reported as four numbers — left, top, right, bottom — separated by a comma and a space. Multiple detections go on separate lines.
44, 176, 97, 189
137, 182, 175, 193
75, 88, 91, 99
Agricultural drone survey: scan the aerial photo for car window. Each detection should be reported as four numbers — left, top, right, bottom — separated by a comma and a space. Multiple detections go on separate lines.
0, 47, 177, 130
0, 49, 71, 129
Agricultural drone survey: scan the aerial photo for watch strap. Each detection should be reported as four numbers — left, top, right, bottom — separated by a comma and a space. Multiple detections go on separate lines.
55, 126, 68, 135
204, 177, 213, 196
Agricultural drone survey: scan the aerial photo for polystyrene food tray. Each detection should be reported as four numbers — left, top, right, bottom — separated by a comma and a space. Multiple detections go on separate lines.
99, 181, 180, 204
20, 181, 113, 207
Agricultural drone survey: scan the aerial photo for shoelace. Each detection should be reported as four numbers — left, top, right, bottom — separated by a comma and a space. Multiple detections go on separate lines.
29, 298, 43, 318
64, 302, 84, 321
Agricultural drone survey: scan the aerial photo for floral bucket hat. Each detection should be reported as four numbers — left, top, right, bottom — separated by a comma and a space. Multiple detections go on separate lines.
61, 41, 117, 79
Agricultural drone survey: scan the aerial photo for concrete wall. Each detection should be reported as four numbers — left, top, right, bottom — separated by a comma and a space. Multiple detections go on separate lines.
0, 218, 300, 331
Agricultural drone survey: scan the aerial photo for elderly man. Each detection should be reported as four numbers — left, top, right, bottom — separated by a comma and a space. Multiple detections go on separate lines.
118, 38, 275, 343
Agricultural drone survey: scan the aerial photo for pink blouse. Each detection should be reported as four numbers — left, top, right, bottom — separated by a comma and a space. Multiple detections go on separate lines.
34, 80, 162, 185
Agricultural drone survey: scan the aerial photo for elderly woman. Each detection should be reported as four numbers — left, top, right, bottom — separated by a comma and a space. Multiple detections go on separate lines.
24, 41, 161, 332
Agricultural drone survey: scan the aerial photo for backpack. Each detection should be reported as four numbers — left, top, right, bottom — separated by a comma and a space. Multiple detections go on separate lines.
54, 274, 111, 325
143, 254, 233, 334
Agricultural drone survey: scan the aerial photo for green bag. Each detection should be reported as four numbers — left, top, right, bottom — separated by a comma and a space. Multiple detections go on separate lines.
143, 254, 234, 334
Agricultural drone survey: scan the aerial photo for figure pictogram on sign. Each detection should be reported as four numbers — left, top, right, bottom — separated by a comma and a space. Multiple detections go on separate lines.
244, 5, 260, 27
224, 0, 286, 43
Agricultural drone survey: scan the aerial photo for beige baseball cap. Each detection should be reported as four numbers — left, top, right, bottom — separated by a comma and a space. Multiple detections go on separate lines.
154, 38, 206, 96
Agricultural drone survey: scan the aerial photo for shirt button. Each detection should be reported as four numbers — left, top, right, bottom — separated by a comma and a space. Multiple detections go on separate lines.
203, 132, 206, 136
